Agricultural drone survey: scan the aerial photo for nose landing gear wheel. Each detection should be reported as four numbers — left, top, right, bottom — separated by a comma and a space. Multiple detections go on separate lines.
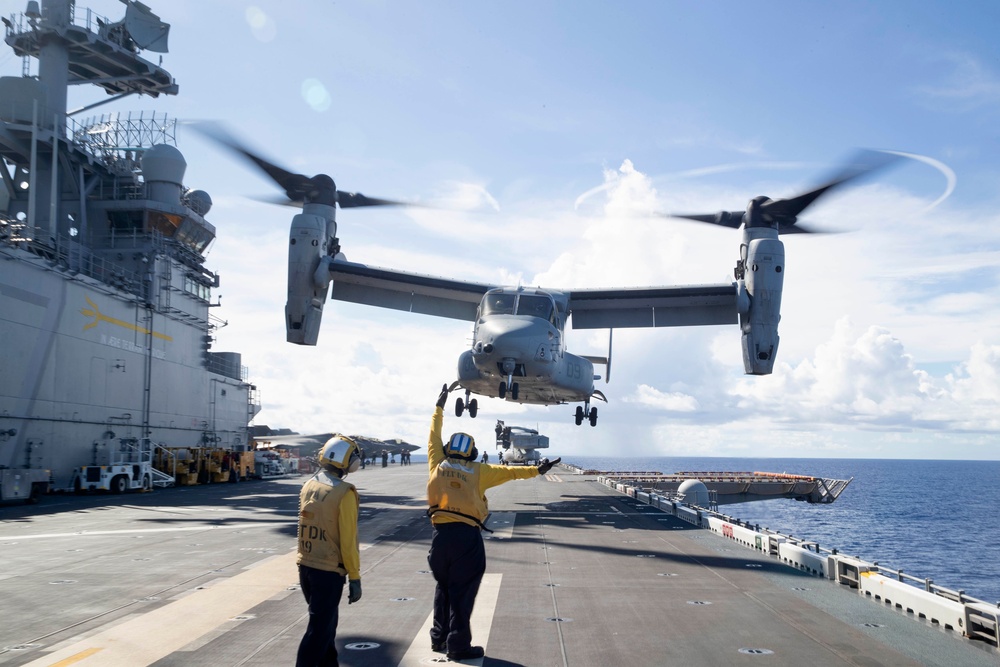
498, 382, 506, 399
468, 398, 479, 418
455, 397, 465, 417
511, 383, 519, 400
589, 407, 598, 427
575, 405, 584, 426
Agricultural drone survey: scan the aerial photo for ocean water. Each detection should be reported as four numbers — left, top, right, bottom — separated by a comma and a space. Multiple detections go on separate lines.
565, 456, 1000, 606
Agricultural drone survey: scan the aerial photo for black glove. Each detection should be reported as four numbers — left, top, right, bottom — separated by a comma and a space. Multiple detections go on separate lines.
348, 579, 362, 604
435, 384, 450, 409
537, 457, 561, 475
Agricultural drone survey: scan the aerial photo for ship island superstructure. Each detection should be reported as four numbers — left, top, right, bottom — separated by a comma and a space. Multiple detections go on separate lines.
0, 0, 260, 499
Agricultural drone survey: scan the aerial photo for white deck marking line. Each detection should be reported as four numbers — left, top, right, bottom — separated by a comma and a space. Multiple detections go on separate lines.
397, 573, 502, 667
485, 512, 516, 540
22, 551, 299, 667
0, 524, 277, 540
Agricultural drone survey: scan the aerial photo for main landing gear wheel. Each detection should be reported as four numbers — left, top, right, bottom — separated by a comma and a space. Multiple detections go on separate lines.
574, 405, 598, 426
455, 396, 479, 418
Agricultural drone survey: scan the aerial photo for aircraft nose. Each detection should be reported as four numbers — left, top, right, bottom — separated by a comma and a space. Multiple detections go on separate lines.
476, 319, 549, 357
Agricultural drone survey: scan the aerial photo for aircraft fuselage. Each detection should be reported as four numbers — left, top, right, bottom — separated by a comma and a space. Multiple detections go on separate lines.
455, 287, 596, 405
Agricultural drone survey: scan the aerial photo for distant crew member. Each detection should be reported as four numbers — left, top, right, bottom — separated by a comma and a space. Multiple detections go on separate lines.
296, 435, 363, 667
481, 451, 488, 464
426, 384, 559, 661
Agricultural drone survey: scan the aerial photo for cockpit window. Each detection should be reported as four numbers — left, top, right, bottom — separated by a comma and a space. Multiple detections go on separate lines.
482, 292, 516, 316
516, 294, 553, 320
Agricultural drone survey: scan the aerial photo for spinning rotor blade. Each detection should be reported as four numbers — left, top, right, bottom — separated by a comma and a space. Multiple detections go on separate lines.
190, 121, 313, 202
191, 121, 416, 208
252, 193, 427, 210
338, 192, 423, 208
670, 210, 744, 229
666, 149, 902, 233
760, 149, 901, 221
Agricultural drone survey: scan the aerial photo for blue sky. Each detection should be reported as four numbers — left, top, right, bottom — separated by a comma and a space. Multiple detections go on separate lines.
17, 0, 1000, 459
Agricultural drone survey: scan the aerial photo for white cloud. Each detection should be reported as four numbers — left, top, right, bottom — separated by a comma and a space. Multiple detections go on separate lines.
624, 384, 700, 412
914, 52, 1000, 110
730, 319, 937, 423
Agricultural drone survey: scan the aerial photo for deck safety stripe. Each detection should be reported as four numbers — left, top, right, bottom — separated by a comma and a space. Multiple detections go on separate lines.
397, 573, 502, 667
21, 551, 298, 667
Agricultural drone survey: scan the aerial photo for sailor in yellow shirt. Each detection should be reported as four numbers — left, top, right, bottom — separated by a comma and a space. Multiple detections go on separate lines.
426, 384, 560, 662
296, 435, 362, 667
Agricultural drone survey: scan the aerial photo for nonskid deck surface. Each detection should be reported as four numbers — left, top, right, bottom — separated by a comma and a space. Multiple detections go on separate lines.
1, 465, 996, 667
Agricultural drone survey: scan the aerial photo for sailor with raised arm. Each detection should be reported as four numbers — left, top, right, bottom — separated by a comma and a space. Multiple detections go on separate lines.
425, 384, 560, 662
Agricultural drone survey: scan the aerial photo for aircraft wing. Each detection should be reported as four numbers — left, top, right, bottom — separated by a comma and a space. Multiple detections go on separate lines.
349, 436, 421, 455
328, 260, 493, 321
252, 433, 332, 448
253, 432, 420, 455
567, 284, 739, 329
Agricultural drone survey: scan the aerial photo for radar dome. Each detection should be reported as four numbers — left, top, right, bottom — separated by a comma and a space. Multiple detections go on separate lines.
677, 479, 710, 507
142, 144, 186, 183
185, 190, 213, 216
142, 144, 186, 204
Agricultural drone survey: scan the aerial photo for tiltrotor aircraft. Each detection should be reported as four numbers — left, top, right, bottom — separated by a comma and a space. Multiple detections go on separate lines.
495, 420, 550, 465
199, 125, 897, 426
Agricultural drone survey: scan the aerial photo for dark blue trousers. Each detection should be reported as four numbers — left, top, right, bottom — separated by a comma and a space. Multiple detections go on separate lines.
296, 564, 346, 667
428, 522, 486, 653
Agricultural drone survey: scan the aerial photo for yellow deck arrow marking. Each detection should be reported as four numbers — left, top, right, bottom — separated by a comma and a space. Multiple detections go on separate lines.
81, 295, 172, 341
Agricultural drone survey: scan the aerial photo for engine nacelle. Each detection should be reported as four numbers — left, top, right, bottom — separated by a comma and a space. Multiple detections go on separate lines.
286, 207, 335, 345
740, 237, 784, 374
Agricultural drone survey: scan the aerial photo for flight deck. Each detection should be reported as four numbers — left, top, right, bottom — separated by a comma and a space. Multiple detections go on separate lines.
1, 464, 997, 667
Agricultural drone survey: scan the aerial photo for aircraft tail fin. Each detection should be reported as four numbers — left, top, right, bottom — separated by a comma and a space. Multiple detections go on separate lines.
581, 329, 613, 383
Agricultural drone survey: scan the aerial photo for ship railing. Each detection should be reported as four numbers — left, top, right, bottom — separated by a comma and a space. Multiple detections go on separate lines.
3, 4, 115, 37
872, 562, 989, 606
0, 222, 148, 298
108, 437, 153, 466
153, 444, 181, 482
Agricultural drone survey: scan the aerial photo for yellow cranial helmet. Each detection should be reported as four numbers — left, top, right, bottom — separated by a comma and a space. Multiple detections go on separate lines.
445, 432, 478, 461
318, 435, 361, 473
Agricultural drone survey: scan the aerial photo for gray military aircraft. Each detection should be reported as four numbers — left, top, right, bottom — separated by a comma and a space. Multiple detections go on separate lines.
495, 420, 550, 465
251, 431, 419, 458
199, 125, 898, 426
